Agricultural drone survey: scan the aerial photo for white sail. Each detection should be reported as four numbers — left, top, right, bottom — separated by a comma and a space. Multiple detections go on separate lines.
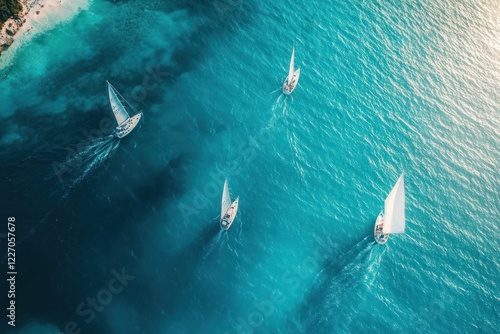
287, 46, 295, 85
221, 179, 232, 217
383, 173, 405, 234
107, 82, 130, 126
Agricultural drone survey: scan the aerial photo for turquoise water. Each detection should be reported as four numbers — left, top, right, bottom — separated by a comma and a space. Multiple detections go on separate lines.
0, 0, 498, 333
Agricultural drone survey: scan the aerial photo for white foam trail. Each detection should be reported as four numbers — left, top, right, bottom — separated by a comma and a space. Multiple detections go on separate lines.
316, 237, 373, 302
362, 244, 386, 287
16, 136, 119, 246
271, 94, 283, 111
200, 215, 222, 260
65, 135, 118, 189
262, 95, 286, 133
282, 96, 306, 180
202, 230, 223, 261
336, 237, 373, 274
324, 240, 385, 332
282, 96, 289, 116
220, 229, 232, 251
62, 135, 115, 168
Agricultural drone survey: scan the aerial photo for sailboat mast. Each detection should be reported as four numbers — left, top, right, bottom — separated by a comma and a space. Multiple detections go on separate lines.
107, 81, 130, 125
288, 46, 295, 85
221, 179, 232, 217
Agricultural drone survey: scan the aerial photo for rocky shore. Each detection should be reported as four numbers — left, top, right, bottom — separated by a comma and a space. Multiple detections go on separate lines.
0, 0, 42, 56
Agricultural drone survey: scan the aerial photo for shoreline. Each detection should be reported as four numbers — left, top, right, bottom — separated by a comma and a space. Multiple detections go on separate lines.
0, 0, 63, 56
0, 0, 31, 56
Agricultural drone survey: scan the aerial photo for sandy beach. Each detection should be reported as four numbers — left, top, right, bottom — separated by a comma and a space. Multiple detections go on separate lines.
0, 0, 72, 56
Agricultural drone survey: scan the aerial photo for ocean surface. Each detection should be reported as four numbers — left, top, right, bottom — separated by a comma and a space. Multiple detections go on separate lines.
0, 0, 499, 333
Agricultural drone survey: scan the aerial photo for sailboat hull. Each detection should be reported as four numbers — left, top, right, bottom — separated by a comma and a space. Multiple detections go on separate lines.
220, 198, 239, 230
115, 112, 143, 138
282, 69, 300, 95
374, 212, 389, 244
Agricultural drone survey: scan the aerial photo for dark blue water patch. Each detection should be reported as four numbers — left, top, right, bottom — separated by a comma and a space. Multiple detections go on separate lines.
0, 77, 225, 240
110, 222, 222, 333
0, 100, 207, 333
286, 236, 376, 333
0, 147, 188, 328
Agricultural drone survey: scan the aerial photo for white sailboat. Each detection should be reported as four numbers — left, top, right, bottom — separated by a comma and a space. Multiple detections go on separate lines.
374, 173, 405, 244
107, 81, 143, 138
282, 46, 300, 95
220, 179, 239, 230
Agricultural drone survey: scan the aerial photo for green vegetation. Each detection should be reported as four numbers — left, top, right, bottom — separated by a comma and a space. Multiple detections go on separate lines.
0, 0, 23, 29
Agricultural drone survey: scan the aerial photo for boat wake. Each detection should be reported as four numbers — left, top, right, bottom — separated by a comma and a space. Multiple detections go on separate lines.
281, 95, 290, 117
267, 95, 284, 125
362, 242, 386, 286
327, 236, 375, 292
201, 214, 243, 261
57, 135, 119, 190
291, 236, 380, 332
15, 136, 119, 246
280, 99, 306, 179
201, 230, 223, 260
199, 217, 225, 261
271, 94, 283, 111
270, 87, 282, 95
